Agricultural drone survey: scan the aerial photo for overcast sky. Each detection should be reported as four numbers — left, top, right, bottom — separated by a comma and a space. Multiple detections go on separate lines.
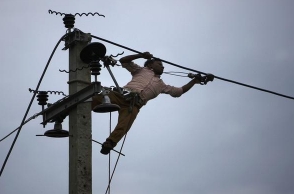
1, 0, 294, 194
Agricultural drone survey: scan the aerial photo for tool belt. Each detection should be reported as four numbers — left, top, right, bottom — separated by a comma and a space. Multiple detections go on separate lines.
124, 92, 144, 109
106, 87, 144, 110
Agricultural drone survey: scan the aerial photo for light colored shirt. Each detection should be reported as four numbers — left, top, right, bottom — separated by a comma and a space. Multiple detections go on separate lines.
122, 62, 183, 105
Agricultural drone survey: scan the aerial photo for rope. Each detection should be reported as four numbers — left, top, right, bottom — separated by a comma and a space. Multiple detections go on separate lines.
91, 35, 294, 101
163, 71, 189, 77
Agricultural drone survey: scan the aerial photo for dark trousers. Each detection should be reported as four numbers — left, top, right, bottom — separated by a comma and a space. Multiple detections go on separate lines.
92, 91, 141, 146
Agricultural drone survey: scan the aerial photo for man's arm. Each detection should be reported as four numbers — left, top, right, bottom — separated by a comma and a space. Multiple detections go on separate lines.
119, 52, 153, 63
182, 78, 201, 94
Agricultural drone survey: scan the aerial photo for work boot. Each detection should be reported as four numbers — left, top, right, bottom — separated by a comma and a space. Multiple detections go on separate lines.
100, 140, 115, 155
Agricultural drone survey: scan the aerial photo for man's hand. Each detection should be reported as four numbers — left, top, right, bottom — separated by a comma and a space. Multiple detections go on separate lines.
188, 73, 214, 85
141, 52, 153, 59
182, 73, 205, 93
191, 73, 202, 84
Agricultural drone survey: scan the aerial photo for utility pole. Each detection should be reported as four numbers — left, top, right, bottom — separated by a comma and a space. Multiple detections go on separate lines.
67, 29, 92, 194
39, 14, 108, 193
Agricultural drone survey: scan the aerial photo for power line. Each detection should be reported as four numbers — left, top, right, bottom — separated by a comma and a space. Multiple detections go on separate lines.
0, 112, 41, 142
1, 32, 293, 177
0, 33, 67, 177
104, 134, 128, 194
92, 140, 125, 156
91, 35, 294, 101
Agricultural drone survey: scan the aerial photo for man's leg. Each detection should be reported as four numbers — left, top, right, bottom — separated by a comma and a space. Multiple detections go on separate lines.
101, 93, 140, 154
107, 105, 140, 144
101, 105, 139, 155
92, 91, 141, 154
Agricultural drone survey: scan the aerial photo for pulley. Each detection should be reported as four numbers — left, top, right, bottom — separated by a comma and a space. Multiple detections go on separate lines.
188, 73, 214, 85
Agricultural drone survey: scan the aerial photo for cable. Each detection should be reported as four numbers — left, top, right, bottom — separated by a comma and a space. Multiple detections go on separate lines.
92, 140, 125, 156
163, 71, 189, 77
91, 35, 294, 101
0, 94, 70, 143
108, 112, 111, 194
104, 134, 127, 194
0, 112, 42, 142
0, 33, 67, 177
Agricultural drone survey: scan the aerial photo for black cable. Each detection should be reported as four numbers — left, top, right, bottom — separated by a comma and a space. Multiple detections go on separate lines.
108, 112, 111, 194
91, 35, 294, 101
92, 140, 125, 156
0, 129, 18, 143
104, 134, 127, 194
0, 33, 67, 177
0, 94, 69, 143
0, 112, 42, 142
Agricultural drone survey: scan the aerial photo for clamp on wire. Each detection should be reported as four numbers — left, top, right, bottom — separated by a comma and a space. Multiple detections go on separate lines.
188, 73, 215, 85
101, 56, 120, 67
100, 56, 122, 94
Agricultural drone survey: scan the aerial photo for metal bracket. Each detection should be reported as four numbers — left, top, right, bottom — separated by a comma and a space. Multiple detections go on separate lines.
40, 82, 101, 125
101, 57, 123, 94
63, 28, 92, 50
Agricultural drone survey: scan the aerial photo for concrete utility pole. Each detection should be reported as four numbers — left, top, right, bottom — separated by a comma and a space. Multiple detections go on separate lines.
67, 30, 92, 194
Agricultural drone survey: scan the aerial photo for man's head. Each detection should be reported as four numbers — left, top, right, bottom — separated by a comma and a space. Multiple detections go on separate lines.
144, 59, 164, 75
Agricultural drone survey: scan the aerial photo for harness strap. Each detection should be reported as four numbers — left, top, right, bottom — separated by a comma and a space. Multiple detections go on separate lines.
126, 93, 143, 112
128, 95, 136, 113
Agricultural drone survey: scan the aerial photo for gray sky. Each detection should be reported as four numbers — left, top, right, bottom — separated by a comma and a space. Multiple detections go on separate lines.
1, 0, 294, 194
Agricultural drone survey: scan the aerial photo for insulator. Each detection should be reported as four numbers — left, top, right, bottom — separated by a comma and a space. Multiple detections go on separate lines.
44, 121, 69, 138
90, 61, 102, 76
80, 42, 107, 64
37, 91, 48, 106
63, 14, 75, 29
93, 94, 120, 113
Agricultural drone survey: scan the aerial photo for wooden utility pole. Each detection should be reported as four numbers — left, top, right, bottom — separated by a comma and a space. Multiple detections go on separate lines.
67, 30, 92, 194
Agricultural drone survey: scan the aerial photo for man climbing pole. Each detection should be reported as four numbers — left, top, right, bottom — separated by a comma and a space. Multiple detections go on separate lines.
92, 52, 213, 155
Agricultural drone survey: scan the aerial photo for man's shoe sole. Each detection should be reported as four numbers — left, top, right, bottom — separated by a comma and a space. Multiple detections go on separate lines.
100, 147, 111, 155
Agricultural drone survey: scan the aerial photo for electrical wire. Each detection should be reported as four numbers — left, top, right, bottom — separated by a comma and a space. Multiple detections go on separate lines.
92, 140, 125, 156
1, 31, 292, 186
0, 33, 67, 177
91, 35, 294, 101
0, 112, 42, 142
0, 71, 188, 144
0, 94, 69, 143
104, 134, 127, 194
95, 112, 128, 194
108, 112, 111, 194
